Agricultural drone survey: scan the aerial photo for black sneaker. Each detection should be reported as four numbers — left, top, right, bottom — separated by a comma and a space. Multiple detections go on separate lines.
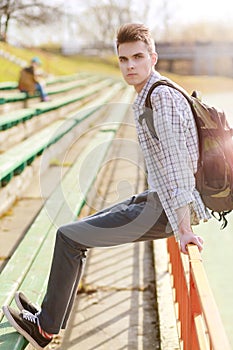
15, 291, 67, 330
2, 305, 52, 350
15, 291, 40, 314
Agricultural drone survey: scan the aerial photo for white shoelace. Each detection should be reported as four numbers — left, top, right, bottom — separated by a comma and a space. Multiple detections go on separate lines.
22, 309, 38, 324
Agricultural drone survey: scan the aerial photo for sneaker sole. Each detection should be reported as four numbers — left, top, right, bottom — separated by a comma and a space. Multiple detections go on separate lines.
2, 305, 43, 350
14, 291, 24, 311
14, 291, 40, 314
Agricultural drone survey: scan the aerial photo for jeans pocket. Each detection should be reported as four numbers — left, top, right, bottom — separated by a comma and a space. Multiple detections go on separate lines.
131, 190, 150, 204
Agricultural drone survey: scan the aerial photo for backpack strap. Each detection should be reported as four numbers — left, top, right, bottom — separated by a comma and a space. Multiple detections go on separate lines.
139, 79, 202, 165
145, 79, 194, 110
139, 79, 197, 138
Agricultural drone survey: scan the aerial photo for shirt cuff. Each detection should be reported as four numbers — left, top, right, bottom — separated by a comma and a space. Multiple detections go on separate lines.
170, 189, 194, 210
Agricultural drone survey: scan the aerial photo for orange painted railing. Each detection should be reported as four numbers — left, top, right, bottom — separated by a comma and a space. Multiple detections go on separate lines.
167, 236, 231, 350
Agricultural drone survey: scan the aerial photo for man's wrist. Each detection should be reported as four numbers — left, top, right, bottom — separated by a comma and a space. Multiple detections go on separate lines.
176, 204, 192, 235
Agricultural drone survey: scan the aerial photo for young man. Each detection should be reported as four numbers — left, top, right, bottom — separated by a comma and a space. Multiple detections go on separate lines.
18, 57, 49, 102
2, 23, 210, 349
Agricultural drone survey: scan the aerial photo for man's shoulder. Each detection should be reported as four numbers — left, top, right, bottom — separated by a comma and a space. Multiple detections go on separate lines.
149, 77, 188, 103
21, 66, 34, 74
134, 72, 177, 107
146, 73, 173, 94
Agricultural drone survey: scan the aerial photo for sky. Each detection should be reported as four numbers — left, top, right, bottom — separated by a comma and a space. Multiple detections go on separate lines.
70, 0, 232, 45
172, 0, 232, 24
8, 0, 233, 46
64, 0, 233, 24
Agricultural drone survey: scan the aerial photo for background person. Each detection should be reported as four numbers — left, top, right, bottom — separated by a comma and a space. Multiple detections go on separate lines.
18, 56, 49, 102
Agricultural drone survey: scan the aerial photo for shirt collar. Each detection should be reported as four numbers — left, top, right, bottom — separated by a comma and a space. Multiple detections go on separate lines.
133, 70, 162, 109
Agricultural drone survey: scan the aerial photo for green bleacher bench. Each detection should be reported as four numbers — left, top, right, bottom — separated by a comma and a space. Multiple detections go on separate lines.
46, 72, 90, 86
46, 74, 101, 89
35, 78, 115, 115
0, 82, 18, 91
0, 92, 27, 104
0, 82, 125, 187
0, 73, 89, 91
0, 119, 75, 186
0, 78, 121, 131
0, 86, 134, 350
0, 109, 35, 130
0, 74, 105, 105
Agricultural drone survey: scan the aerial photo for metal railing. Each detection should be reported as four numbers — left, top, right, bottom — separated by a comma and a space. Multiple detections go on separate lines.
167, 236, 231, 350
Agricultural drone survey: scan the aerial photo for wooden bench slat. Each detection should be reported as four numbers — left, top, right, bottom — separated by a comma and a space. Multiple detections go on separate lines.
0, 109, 35, 130
0, 330, 27, 350
0, 120, 75, 183
0, 73, 89, 91
0, 82, 18, 90
34, 78, 115, 115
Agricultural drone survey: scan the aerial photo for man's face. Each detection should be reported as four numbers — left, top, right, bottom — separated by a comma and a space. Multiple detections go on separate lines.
118, 41, 157, 93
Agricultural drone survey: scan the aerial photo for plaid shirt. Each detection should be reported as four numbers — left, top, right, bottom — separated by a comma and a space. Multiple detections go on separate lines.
133, 71, 210, 239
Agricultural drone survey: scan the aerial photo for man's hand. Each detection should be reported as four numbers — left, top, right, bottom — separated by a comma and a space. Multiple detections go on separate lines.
179, 231, 204, 254
176, 204, 204, 254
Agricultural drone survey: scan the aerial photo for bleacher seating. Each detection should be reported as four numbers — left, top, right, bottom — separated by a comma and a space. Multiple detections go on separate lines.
0, 86, 134, 349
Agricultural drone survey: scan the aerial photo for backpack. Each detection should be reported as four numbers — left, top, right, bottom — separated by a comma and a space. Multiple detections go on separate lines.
140, 79, 233, 228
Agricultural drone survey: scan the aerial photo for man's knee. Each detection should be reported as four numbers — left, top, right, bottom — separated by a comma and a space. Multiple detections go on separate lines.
56, 224, 89, 250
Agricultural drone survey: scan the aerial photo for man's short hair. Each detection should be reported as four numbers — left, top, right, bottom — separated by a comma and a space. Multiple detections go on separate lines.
116, 23, 156, 54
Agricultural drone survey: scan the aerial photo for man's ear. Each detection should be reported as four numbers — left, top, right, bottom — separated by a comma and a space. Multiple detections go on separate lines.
151, 52, 158, 66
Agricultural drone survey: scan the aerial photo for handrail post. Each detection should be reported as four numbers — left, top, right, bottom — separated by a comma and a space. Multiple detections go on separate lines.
167, 237, 231, 350
167, 237, 191, 350
189, 262, 204, 349
187, 243, 231, 350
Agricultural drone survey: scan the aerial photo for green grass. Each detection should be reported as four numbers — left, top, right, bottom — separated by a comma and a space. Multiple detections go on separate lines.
0, 42, 120, 82
0, 56, 19, 81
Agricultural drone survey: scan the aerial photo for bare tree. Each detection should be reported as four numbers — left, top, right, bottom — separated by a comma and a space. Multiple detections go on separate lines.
0, 0, 64, 42
77, 3, 132, 49
76, 0, 154, 50
149, 0, 177, 41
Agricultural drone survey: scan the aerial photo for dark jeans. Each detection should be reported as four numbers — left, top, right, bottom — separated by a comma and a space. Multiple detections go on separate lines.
35, 83, 47, 101
20, 83, 47, 101
38, 190, 173, 333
